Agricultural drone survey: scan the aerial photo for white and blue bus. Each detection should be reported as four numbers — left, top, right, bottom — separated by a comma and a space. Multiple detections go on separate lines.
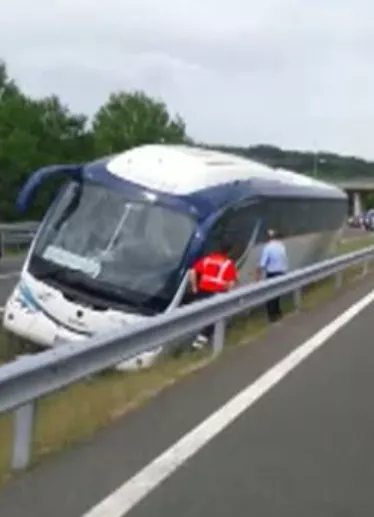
3, 145, 347, 368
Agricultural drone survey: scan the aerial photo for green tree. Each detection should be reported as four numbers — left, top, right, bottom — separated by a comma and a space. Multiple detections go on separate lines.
210, 143, 374, 179
32, 95, 94, 164
0, 62, 94, 220
93, 91, 187, 155
0, 59, 19, 99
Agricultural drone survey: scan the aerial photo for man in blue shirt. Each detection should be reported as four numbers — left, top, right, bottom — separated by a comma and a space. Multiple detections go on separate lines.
256, 228, 288, 322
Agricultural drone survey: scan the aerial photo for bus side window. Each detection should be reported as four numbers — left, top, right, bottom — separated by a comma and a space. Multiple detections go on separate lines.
224, 204, 259, 261
202, 213, 229, 255
261, 198, 287, 238
203, 201, 259, 262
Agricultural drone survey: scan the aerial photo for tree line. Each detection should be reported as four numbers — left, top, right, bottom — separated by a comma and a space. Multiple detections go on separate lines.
1, 59, 373, 221
0, 60, 187, 221
210, 144, 374, 180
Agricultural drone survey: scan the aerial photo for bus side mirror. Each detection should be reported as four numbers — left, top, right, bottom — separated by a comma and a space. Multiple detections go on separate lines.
16, 164, 82, 215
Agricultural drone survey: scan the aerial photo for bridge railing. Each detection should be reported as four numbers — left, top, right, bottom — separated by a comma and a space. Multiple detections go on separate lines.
0, 243, 374, 472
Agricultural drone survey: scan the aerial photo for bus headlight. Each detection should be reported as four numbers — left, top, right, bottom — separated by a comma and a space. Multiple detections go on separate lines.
9, 283, 39, 315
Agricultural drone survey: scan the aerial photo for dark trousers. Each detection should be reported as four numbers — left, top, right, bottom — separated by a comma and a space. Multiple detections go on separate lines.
183, 290, 216, 340
265, 271, 285, 322
171, 290, 216, 357
193, 290, 216, 339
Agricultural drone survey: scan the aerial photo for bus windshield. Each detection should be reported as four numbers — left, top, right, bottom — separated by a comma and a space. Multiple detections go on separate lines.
28, 181, 196, 312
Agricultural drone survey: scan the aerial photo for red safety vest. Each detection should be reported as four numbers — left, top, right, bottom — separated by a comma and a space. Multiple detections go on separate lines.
193, 253, 238, 293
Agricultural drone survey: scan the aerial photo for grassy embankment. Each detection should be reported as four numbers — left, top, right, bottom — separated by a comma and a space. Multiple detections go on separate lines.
0, 231, 373, 485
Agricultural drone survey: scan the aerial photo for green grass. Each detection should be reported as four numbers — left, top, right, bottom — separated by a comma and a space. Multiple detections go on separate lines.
0, 232, 373, 485
0, 349, 212, 485
2, 245, 28, 258
334, 232, 374, 255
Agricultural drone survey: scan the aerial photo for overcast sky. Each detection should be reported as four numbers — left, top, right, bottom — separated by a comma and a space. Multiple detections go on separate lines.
1, 0, 374, 159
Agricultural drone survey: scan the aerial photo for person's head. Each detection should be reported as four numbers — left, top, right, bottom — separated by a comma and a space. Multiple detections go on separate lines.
267, 228, 280, 240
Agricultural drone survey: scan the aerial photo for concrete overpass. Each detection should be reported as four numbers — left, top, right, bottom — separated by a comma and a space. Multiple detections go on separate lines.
324, 178, 374, 216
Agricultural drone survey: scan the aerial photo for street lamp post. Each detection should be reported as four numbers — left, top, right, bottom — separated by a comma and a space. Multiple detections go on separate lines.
312, 153, 326, 177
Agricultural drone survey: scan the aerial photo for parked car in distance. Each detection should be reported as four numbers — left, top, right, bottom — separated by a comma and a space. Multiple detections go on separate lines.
363, 210, 374, 231
348, 214, 364, 228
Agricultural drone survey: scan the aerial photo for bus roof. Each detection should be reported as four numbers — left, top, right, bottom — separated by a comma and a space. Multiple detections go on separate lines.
104, 144, 342, 197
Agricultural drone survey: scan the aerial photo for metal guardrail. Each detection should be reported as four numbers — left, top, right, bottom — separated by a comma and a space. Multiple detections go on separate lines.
1, 243, 374, 472
0, 221, 39, 257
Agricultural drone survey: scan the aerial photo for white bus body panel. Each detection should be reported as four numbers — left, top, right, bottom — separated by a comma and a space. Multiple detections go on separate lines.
3, 271, 162, 370
105, 145, 341, 197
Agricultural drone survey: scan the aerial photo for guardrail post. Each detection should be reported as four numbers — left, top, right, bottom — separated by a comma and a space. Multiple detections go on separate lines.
0, 231, 4, 259
212, 319, 226, 357
293, 288, 302, 310
335, 271, 343, 290
362, 260, 369, 277
12, 402, 35, 471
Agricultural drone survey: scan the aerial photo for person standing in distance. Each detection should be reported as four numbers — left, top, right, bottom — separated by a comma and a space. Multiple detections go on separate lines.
188, 241, 239, 349
256, 228, 288, 322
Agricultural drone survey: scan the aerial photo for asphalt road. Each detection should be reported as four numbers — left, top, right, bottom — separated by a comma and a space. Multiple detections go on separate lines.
342, 225, 364, 238
127, 285, 374, 517
342, 226, 371, 240
0, 268, 373, 516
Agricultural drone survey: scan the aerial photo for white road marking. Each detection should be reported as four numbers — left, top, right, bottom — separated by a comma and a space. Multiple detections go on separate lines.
0, 271, 19, 280
81, 289, 374, 517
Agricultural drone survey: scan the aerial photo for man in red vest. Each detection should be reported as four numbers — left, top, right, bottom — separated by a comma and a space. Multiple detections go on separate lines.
187, 241, 239, 349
